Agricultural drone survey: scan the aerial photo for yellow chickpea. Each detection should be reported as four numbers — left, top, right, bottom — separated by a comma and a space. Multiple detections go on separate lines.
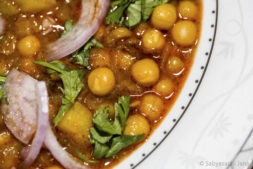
112, 27, 132, 39
131, 58, 160, 87
113, 50, 135, 71
151, 4, 177, 30
139, 94, 164, 121
88, 67, 116, 96
167, 56, 184, 74
178, 1, 198, 20
89, 48, 111, 69
153, 78, 174, 96
172, 21, 197, 46
17, 35, 41, 57
45, 166, 63, 169
142, 29, 166, 52
124, 114, 150, 136
99, 102, 115, 118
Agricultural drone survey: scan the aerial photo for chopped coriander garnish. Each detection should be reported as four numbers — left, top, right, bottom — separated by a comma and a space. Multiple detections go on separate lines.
71, 37, 104, 69
61, 20, 74, 36
90, 96, 145, 159
106, 0, 170, 27
0, 75, 6, 100
34, 61, 85, 126
76, 150, 98, 165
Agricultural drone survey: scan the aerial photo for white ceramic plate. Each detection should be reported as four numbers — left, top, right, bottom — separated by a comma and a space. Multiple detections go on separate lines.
115, 0, 218, 168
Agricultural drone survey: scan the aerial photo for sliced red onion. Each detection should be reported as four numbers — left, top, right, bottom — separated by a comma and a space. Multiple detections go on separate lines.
22, 82, 49, 167
44, 126, 88, 169
1, 69, 38, 144
0, 16, 4, 34
46, 0, 110, 61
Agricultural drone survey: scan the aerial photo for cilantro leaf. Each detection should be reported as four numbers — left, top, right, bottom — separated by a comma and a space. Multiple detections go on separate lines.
34, 61, 85, 126
92, 107, 122, 135
90, 127, 112, 144
142, 0, 169, 21
105, 0, 170, 27
76, 150, 98, 165
125, 0, 142, 27
105, 135, 145, 158
114, 96, 131, 129
105, 0, 133, 25
71, 37, 103, 68
90, 96, 145, 159
0, 75, 6, 99
92, 141, 110, 159
61, 20, 74, 36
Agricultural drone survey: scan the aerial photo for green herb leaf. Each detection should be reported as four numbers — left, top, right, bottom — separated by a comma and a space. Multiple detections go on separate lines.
33, 61, 65, 74
34, 61, 85, 126
105, 0, 170, 27
62, 20, 74, 36
114, 96, 131, 129
142, 0, 169, 21
92, 107, 122, 135
105, 0, 132, 25
76, 150, 98, 165
0, 75, 6, 100
105, 134, 145, 158
125, 0, 142, 27
92, 141, 110, 159
71, 37, 103, 68
90, 127, 112, 144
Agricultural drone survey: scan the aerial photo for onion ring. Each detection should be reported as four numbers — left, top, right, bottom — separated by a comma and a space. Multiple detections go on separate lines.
22, 82, 49, 167
46, 0, 110, 61
44, 126, 88, 169
0, 16, 4, 34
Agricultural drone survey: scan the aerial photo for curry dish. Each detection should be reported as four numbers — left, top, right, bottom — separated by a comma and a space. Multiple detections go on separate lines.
0, 0, 202, 168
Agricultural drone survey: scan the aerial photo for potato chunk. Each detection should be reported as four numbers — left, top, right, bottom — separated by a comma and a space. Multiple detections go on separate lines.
58, 102, 93, 145
15, 0, 56, 12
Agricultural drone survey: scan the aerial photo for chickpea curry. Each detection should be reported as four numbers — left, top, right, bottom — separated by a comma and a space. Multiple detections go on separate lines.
0, 0, 202, 169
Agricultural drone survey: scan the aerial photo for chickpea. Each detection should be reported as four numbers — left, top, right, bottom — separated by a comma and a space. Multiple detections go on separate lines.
99, 102, 115, 118
124, 114, 150, 136
134, 22, 150, 37
113, 50, 135, 71
151, 4, 177, 30
142, 29, 166, 52
131, 59, 160, 87
89, 48, 111, 69
166, 56, 184, 74
178, 1, 198, 20
45, 166, 63, 169
172, 21, 197, 46
139, 94, 164, 121
17, 35, 41, 57
88, 67, 116, 96
112, 27, 132, 39
153, 78, 174, 96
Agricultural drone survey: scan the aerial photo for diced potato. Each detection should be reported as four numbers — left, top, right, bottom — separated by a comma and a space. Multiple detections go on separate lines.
58, 102, 93, 145
0, 0, 19, 16
15, 0, 56, 12
0, 131, 11, 145
45, 166, 63, 169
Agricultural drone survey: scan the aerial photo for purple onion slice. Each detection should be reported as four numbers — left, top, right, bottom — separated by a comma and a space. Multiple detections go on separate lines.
0, 16, 4, 34
22, 82, 49, 167
46, 0, 110, 61
1, 69, 38, 144
44, 126, 88, 169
